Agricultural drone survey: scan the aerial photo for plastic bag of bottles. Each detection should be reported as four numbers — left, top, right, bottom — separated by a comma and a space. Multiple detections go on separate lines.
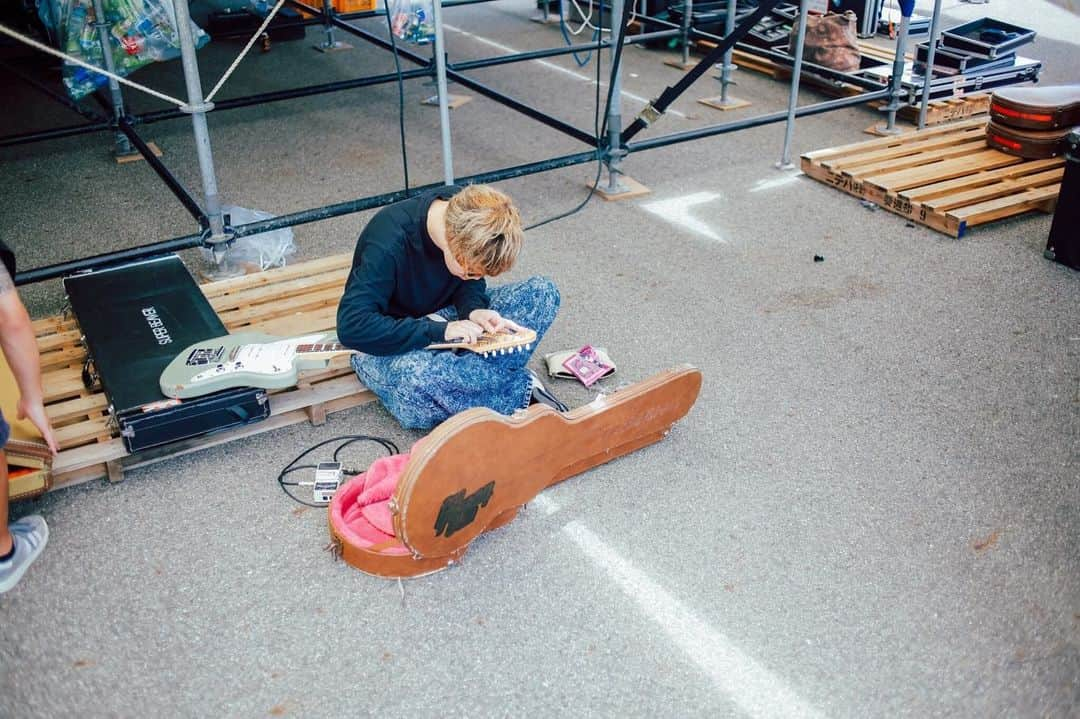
199, 206, 297, 274
389, 0, 434, 45
59, 0, 211, 100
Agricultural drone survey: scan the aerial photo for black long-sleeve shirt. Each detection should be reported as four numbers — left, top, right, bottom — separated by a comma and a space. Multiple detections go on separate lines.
336, 185, 490, 356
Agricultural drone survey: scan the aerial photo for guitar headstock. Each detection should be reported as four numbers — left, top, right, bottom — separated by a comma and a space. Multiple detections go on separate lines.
426, 327, 538, 358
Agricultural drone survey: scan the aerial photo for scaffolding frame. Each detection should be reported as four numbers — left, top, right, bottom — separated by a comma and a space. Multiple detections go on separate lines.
6, 0, 937, 286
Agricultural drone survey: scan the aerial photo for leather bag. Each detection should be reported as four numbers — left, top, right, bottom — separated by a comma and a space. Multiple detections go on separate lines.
788, 10, 861, 73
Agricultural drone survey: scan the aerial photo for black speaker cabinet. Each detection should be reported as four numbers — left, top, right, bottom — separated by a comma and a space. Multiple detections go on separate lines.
1045, 129, 1080, 271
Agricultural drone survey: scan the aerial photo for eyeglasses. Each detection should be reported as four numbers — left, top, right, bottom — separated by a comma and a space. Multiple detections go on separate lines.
452, 251, 484, 281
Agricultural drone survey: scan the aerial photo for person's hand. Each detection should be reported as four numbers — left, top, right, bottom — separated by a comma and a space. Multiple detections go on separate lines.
444, 319, 485, 344
16, 396, 58, 455
468, 309, 523, 334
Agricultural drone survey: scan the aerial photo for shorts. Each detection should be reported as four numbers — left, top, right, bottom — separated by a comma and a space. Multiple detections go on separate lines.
0, 409, 9, 448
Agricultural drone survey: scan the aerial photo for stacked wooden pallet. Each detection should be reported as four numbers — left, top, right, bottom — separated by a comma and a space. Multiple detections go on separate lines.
883, 93, 992, 126
40, 253, 374, 490
801, 118, 1064, 237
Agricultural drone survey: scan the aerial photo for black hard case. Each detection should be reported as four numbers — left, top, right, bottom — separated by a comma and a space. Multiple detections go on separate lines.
939, 18, 1036, 59
64, 255, 270, 452
1045, 132, 1080, 272
914, 42, 1015, 76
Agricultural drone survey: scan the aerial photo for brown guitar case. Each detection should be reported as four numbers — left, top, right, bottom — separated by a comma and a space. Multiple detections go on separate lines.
328, 364, 703, 579
986, 119, 1073, 160
989, 85, 1080, 131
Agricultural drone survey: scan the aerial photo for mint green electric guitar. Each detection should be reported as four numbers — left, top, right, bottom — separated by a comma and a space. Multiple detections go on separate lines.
160, 327, 537, 399
159, 332, 354, 399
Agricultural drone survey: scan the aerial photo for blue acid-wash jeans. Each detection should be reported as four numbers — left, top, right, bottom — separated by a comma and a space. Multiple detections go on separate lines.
351, 276, 560, 429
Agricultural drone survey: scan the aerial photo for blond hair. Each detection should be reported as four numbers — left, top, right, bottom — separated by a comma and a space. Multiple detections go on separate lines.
445, 184, 523, 276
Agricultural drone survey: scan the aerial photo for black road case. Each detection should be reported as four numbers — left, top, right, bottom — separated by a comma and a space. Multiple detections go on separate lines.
1045, 130, 1080, 271
64, 255, 270, 452
940, 17, 1036, 59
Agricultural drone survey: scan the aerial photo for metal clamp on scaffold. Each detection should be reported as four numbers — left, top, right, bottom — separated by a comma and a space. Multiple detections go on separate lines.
604, 144, 628, 165
200, 222, 235, 262
179, 101, 216, 114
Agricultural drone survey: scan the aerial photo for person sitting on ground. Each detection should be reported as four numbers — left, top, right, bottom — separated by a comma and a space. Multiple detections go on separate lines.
0, 242, 59, 595
336, 183, 565, 430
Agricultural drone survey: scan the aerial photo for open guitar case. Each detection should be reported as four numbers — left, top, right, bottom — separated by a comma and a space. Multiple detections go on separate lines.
329, 365, 703, 578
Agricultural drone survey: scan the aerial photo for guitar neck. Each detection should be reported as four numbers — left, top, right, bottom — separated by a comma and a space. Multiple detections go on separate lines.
296, 342, 348, 354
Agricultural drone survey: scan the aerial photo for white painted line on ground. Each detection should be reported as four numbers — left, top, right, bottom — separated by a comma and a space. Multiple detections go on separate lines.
530, 494, 561, 515
563, 521, 827, 719
641, 192, 724, 242
442, 24, 687, 119
750, 172, 804, 193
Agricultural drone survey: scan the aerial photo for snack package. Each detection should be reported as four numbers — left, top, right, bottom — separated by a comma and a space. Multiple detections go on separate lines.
561, 345, 614, 387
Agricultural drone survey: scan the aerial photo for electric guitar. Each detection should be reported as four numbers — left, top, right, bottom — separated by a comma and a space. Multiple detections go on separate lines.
160, 327, 538, 399
160, 332, 354, 399
425, 327, 536, 357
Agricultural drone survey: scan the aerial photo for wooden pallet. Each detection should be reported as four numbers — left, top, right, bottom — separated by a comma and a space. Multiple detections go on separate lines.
898, 93, 991, 125
38, 253, 376, 490
800, 118, 1064, 238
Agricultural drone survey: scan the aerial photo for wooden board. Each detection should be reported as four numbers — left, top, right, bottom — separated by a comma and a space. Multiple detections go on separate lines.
35, 253, 376, 491
801, 118, 1064, 238
865, 93, 992, 132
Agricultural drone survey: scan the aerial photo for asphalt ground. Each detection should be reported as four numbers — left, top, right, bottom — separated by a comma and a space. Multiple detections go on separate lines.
0, 1, 1077, 717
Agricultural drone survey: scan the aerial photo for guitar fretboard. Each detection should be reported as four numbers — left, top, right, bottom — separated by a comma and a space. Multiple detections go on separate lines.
297, 343, 347, 354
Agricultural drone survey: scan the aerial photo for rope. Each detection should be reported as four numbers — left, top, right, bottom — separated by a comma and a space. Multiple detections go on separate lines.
565, 0, 642, 34
0, 22, 186, 108
205, 0, 288, 102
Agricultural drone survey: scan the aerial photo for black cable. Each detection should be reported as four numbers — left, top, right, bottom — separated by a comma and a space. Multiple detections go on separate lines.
558, 11, 598, 68
384, 6, 410, 192
526, 162, 602, 232
333, 435, 399, 467
526, 0, 634, 232
277, 434, 400, 508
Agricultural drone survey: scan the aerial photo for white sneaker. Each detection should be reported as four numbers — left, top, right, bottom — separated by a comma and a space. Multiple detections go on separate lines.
526, 368, 569, 412
0, 515, 49, 594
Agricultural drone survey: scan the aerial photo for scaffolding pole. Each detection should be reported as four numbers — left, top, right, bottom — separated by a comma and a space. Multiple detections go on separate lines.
717, 0, 737, 104
173, 0, 225, 245
432, 0, 455, 185
877, 0, 915, 135
90, 0, 133, 156
777, 0, 809, 169
605, 0, 630, 193
680, 0, 694, 67
917, 0, 944, 129
9, 0, 901, 285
